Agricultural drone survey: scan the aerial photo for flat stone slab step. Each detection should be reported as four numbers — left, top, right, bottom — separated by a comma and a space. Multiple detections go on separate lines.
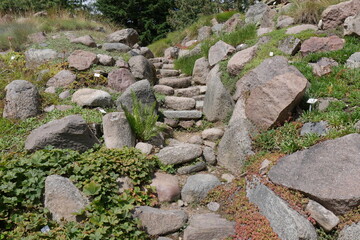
159, 77, 192, 88
163, 110, 203, 120
160, 69, 180, 77
149, 57, 169, 64
162, 64, 175, 69
175, 86, 201, 97
164, 96, 196, 110
153, 62, 163, 69
192, 95, 205, 101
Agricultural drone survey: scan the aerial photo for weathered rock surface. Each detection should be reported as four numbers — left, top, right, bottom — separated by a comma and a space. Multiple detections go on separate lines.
227, 46, 257, 75
192, 57, 210, 85
338, 222, 360, 240
203, 146, 216, 165
344, 13, 360, 36
181, 174, 221, 203
68, 50, 98, 71
321, 0, 360, 30
163, 110, 202, 120
201, 128, 224, 141
234, 56, 305, 100
278, 36, 301, 56
203, 65, 234, 122
129, 55, 157, 84
269, 134, 360, 214
46, 70, 76, 87
245, 2, 275, 28
156, 143, 202, 165
223, 13, 243, 33
102, 43, 131, 52
116, 80, 157, 112
183, 213, 235, 240
153, 85, 174, 95
59, 90, 71, 99
300, 36, 345, 56
208, 40, 235, 66
108, 68, 136, 92
3, 80, 40, 119
164, 47, 179, 59
247, 179, 317, 240
135, 142, 153, 154
25, 48, 58, 68
97, 54, 115, 66
177, 162, 207, 175
174, 86, 200, 97
285, 24, 317, 34
70, 35, 96, 47
245, 72, 308, 129
164, 96, 195, 110
72, 88, 112, 107
277, 15, 294, 29
25, 115, 100, 152
346, 52, 360, 68
309, 57, 339, 76
197, 26, 212, 41
300, 121, 328, 136
28, 31, 47, 43
103, 112, 135, 149
306, 200, 339, 232
106, 28, 139, 47
151, 172, 180, 202
45, 175, 89, 223
159, 77, 191, 88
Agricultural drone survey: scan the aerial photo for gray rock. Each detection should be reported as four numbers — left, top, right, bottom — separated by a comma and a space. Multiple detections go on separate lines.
277, 15, 294, 29
139, 47, 154, 59
174, 86, 200, 97
108, 68, 136, 92
158, 237, 172, 240
151, 172, 180, 202
197, 26, 212, 41
153, 85, 174, 95
70, 35, 96, 47
116, 176, 134, 193
129, 55, 157, 84
103, 112, 135, 149
159, 77, 191, 88
134, 206, 187, 236
211, 23, 224, 35
187, 135, 203, 145
203, 146, 216, 165
346, 52, 360, 69
46, 70, 76, 87
306, 200, 339, 232
208, 40, 235, 66
44, 105, 73, 112
300, 121, 328, 136
115, 58, 130, 68
159, 69, 179, 78
164, 47, 179, 59
36, 69, 50, 82
286, 24, 318, 34
236, 43, 248, 51
321, 0, 360, 30
317, 97, 338, 111
309, 57, 339, 76
102, 43, 131, 52
177, 162, 207, 175
246, 178, 317, 240
201, 128, 224, 141
68, 50, 98, 71
45, 175, 89, 223
268, 134, 360, 214
223, 13, 243, 33
257, 27, 272, 36
227, 45, 257, 75
25, 115, 100, 152
355, 120, 360, 130
245, 2, 275, 28
28, 31, 47, 43
3, 80, 40, 119
72, 88, 112, 107
135, 142, 153, 154
234, 56, 305, 100
203, 65, 234, 122
106, 28, 139, 47
344, 13, 360, 36
163, 110, 202, 120
156, 143, 202, 165
116, 80, 157, 112
207, 202, 220, 212
25, 48, 58, 68
59, 90, 71, 99
181, 174, 220, 203
164, 96, 195, 110
278, 36, 301, 56
97, 54, 115, 66
338, 222, 360, 240
45, 86, 56, 94
183, 213, 235, 240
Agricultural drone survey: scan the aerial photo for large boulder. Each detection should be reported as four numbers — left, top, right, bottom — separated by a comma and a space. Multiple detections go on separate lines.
208, 40, 235, 66
71, 88, 112, 108
192, 57, 210, 85
338, 222, 360, 240
25, 48, 58, 68
268, 134, 360, 214
102, 43, 131, 52
227, 45, 257, 75
247, 178, 317, 240
108, 68, 136, 92
156, 143, 202, 165
344, 13, 360, 36
68, 50, 98, 71
203, 65, 234, 122
70, 35, 96, 47
134, 206, 187, 236
245, 72, 308, 129
245, 2, 275, 28
321, 0, 360, 30
46, 70, 76, 88
300, 36, 345, 56
45, 175, 89, 223
128, 55, 157, 85
3, 80, 40, 120
234, 56, 305, 100
25, 115, 100, 152
150, 172, 180, 202
181, 174, 221, 203
183, 213, 235, 240
106, 28, 139, 47
115, 80, 157, 112
103, 112, 135, 149
197, 26, 212, 41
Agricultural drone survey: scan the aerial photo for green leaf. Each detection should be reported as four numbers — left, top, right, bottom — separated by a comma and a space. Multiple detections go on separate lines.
83, 181, 101, 196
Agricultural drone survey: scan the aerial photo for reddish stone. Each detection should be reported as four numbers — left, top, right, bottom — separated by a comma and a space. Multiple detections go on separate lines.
300, 36, 345, 56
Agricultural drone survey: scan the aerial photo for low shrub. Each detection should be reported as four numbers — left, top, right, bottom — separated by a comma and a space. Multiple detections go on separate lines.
0, 22, 37, 50
174, 53, 202, 75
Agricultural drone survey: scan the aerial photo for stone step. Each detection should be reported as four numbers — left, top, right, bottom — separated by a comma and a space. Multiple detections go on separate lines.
174, 86, 201, 98
164, 96, 196, 110
192, 95, 205, 101
160, 69, 180, 77
153, 62, 163, 69
162, 64, 175, 69
149, 57, 169, 64
153, 85, 174, 95
163, 110, 203, 120
196, 101, 204, 110
159, 77, 192, 88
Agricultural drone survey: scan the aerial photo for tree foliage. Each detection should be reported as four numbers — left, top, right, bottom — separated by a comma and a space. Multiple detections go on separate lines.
95, 0, 175, 45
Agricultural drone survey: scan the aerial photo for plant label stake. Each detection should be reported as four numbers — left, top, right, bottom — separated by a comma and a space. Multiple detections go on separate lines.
307, 98, 318, 112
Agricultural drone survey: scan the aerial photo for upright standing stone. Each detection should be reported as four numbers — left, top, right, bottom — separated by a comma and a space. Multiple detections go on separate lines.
3, 80, 40, 119
103, 112, 135, 149
128, 55, 157, 85
192, 57, 210, 85
108, 68, 136, 92
208, 40, 235, 66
